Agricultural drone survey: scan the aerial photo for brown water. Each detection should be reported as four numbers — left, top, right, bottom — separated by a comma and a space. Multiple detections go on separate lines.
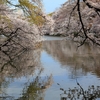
0, 36, 100, 100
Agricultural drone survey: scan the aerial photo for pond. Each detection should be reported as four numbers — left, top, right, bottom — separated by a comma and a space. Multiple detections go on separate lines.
0, 36, 100, 100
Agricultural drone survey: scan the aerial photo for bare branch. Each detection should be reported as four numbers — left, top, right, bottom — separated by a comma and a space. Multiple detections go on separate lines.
83, 0, 100, 11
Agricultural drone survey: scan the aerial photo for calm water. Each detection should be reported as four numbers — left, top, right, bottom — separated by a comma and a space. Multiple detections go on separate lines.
0, 36, 100, 100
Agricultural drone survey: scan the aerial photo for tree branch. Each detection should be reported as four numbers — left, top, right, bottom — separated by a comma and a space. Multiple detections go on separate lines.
83, 0, 100, 12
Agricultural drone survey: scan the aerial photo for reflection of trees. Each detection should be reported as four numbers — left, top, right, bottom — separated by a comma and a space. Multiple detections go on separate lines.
58, 82, 100, 100
18, 72, 53, 100
0, 69, 53, 100
0, 44, 53, 100
43, 40, 100, 77
0, 48, 42, 78
0, 46, 42, 99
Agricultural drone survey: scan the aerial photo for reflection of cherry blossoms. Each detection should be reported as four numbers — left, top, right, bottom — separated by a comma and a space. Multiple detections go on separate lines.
0, 45, 53, 100
43, 40, 100, 77
0, 48, 42, 78
18, 74, 53, 100
0, 68, 53, 100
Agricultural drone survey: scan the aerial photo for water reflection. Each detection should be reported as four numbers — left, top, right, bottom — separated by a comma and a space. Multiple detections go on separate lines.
40, 39, 100, 100
42, 40, 100, 78
0, 48, 42, 77
17, 71, 53, 100
0, 37, 100, 100
0, 47, 53, 100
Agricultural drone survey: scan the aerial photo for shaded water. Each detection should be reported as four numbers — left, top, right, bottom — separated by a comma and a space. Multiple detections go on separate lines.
0, 36, 100, 100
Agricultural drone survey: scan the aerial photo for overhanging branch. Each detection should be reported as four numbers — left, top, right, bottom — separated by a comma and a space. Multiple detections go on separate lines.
83, 0, 100, 12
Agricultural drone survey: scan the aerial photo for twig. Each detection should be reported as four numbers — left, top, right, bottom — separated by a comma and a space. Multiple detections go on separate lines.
76, 79, 87, 100
83, 0, 100, 12
67, 3, 77, 28
77, 0, 88, 38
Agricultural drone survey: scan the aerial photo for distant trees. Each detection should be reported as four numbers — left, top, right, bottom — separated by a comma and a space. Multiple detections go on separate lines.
41, 0, 100, 47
